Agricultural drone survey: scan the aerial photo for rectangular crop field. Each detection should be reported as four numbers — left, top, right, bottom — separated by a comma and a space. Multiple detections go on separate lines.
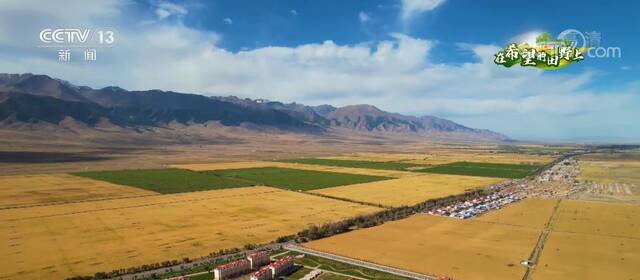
0, 174, 157, 208
533, 231, 640, 280
173, 161, 418, 178
551, 200, 640, 239
0, 186, 381, 280
303, 214, 540, 280
420, 161, 541, 178
311, 174, 502, 207
474, 198, 558, 229
277, 158, 425, 171
72, 168, 254, 194
533, 200, 640, 279
205, 167, 391, 191
579, 160, 640, 186
326, 152, 555, 166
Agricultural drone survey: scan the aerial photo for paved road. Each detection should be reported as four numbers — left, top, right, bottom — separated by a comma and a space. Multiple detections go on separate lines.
284, 244, 435, 280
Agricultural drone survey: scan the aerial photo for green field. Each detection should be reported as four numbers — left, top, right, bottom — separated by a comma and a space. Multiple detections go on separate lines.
278, 158, 423, 171
316, 274, 351, 280
189, 272, 214, 280
72, 168, 253, 194
73, 167, 389, 194
206, 167, 391, 191
419, 161, 541, 178
284, 251, 409, 280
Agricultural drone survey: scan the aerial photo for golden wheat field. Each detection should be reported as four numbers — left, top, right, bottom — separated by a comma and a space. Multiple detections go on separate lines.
172, 161, 417, 178
551, 200, 640, 239
533, 231, 640, 280
325, 151, 554, 166
474, 198, 558, 229
532, 200, 640, 279
311, 174, 502, 207
304, 214, 541, 280
579, 160, 640, 186
0, 174, 157, 209
0, 186, 381, 280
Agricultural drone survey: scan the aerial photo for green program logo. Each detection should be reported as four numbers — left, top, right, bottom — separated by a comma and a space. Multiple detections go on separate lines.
494, 31, 589, 70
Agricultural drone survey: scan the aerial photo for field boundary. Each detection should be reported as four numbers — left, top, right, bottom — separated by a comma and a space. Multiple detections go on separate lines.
522, 199, 562, 280
301, 191, 392, 209
0, 193, 160, 211
284, 244, 436, 280
0, 188, 282, 222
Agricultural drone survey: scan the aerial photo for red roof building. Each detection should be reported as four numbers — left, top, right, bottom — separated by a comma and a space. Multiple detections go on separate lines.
214, 259, 250, 280
247, 251, 271, 270
269, 256, 294, 279
250, 267, 272, 280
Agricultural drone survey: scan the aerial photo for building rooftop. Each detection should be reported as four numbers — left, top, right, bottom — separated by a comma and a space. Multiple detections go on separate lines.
217, 259, 249, 270
270, 256, 293, 268
253, 267, 271, 276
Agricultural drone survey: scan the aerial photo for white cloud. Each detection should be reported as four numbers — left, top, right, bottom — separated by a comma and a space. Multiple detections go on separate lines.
400, 0, 446, 22
358, 11, 370, 24
223, 17, 233, 25
154, 1, 187, 20
0, 0, 637, 140
290, 9, 298, 16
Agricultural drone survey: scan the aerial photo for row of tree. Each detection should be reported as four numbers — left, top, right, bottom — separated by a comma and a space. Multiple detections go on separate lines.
281, 188, 492, 243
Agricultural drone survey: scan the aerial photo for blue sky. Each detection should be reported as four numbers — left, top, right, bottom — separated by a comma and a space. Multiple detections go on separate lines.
0, 0, 638, 142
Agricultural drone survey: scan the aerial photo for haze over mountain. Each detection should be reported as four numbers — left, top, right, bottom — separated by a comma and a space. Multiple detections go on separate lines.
0, 73, 508, 142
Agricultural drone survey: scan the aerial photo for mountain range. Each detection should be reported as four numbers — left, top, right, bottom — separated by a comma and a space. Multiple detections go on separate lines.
0, 73, 508, 141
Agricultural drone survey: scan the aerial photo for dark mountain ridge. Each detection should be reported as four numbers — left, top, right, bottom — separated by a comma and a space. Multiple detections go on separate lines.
0, 73, 508, 141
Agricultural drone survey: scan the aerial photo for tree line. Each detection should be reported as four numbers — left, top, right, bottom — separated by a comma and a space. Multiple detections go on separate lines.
279, 188, 492, 243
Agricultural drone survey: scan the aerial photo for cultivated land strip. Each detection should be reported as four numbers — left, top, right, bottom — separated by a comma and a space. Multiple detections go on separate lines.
0, 188, 281, 222
0, 193, 160, 211
1, 186, 381, 279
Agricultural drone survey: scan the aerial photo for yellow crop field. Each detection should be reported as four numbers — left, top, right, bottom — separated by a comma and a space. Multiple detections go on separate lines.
304, 214, 540, 280
0, 186, 381, 280
172, 161, 417, 178
551, 200, 640, 239
475, 198, 558, 229
311, 174, 502, 207
534, 232, 640, 280
532, 200, 640, 279
325, 152, 554, 166
0, 174, 157, 209
579, 160, 640, 186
